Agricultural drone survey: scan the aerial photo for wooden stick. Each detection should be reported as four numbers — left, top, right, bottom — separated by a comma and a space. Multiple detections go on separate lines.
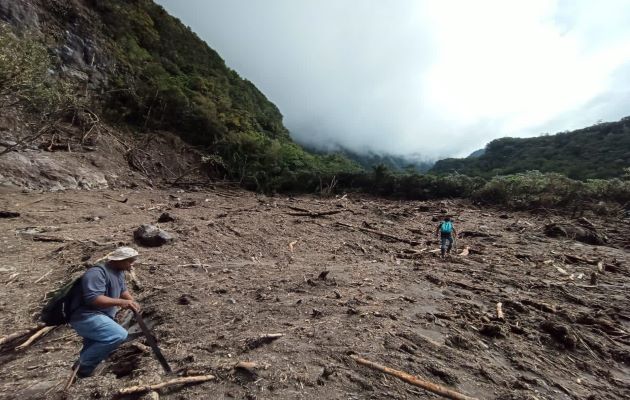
350, 355, 479, 400
15, 326, 55, 350
117, 375, 215, 395
496, 303, 504, 320
34, 270, 53, 283
63, 361, 80, 391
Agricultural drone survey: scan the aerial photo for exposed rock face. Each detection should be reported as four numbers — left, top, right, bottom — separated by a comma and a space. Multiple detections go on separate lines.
0, 150, 109, 191
0, 0, 112, 88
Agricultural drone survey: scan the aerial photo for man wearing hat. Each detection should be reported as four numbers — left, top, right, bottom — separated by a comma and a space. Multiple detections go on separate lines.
70, 247, 141, 377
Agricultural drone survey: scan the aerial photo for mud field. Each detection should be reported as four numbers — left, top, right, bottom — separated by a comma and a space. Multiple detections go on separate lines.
0, 188, 628, 399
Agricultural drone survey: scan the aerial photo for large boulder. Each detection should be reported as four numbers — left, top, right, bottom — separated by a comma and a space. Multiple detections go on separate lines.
133, 224, 174, 247
543, 222, 607, 245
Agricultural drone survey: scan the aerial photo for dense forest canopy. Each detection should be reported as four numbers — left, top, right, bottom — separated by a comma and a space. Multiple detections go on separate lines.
432, 118, 630, 180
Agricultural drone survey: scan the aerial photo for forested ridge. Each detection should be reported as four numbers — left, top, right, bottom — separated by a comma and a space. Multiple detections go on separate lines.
432, 118, 630, 180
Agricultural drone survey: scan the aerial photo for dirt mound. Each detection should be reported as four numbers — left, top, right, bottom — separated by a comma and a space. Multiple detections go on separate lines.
0, 189, 628, 399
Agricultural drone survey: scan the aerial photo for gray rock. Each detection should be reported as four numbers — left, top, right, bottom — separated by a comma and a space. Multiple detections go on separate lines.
157, 212, 175, 223
133, 224, 174, 247
0, 0, 39, 27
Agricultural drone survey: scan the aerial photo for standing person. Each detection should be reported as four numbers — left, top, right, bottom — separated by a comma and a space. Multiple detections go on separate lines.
70, 247, 141, 377
436, 217, 457, 258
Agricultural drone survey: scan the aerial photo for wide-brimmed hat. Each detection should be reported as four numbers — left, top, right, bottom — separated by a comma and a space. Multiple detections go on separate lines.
104, 247, 139, 261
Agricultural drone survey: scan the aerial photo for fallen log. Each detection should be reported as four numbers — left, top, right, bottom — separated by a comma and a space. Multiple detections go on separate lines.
0, 211, 20, 218
564, 254, 595, 265
520, 299, 555, 313
15, 326, 55, 350
28, 235, 69, 243
246, 333, 284, 350
349, 355, 479, 400
459, 231, 492, 238
0, 325, 42, 347
336, 222, 420, 246
117, 375, 215, 396
234, 361, 258, 374
287, 206, 346, 218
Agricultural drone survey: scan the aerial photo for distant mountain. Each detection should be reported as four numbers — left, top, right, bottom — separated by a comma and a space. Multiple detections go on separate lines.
431, 117, 630, 180
302, 144, 434, 173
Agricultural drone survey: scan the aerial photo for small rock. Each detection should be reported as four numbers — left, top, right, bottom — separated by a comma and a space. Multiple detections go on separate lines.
0, 211, 20, 218
540, 321, 576, 349
157, 212, 175, 223
133, 224, 175, 247
318, 270, 330, 280
175, 200, 196, 208
479, 323, 507, 338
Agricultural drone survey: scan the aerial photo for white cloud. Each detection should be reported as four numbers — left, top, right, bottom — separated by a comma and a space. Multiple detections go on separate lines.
156, 0, 630, 158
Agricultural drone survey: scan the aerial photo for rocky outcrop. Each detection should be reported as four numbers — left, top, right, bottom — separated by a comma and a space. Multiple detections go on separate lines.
0, 0, 39, 27
0, 150, 109, 191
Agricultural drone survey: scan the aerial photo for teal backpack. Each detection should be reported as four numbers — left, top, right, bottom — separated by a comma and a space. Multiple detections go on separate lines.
440, 221, 453, 234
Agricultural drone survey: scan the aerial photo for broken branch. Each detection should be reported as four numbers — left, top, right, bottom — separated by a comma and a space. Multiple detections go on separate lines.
350, 355, 479, 400
15, 326, 55, 350
34, 270, 53, 284
336, 222, 420, 246
117, 375, 215, 396
246, 333, 284, 350
0, 325, 41, 347
287, 206, 346, 218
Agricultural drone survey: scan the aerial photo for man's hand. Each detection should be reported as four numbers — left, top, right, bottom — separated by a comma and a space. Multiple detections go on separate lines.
119, 299, 141, 313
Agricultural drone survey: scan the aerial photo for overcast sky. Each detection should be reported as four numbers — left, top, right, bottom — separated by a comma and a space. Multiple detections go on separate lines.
156, 0, 630, 159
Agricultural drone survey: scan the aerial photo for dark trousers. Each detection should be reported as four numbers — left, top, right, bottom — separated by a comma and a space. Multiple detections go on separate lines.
440, 233, 453, 256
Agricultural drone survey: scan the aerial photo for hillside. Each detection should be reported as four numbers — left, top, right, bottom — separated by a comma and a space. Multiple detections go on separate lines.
1, 2, 630, 400
0, 0, 360, 193
431, 117, 630, 180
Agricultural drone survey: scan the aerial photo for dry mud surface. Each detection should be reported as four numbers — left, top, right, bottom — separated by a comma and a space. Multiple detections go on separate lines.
0, 188, 628, 399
